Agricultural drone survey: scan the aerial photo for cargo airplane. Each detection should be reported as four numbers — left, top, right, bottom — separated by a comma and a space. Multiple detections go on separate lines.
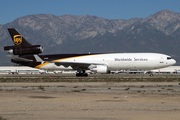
4, 28, 176, 76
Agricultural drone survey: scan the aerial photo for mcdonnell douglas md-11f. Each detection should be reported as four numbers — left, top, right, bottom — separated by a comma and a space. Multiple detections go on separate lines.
4, 28, 176, 76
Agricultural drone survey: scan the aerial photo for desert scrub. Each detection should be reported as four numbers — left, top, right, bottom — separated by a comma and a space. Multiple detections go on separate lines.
0, 116, 8, 120
125, 88, 130, 90
38, 86, 45, 91
71, 90, 81, 92
137, 90, 141, 93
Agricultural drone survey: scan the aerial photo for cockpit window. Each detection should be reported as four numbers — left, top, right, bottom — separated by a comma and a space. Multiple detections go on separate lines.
167, 57, 171, 60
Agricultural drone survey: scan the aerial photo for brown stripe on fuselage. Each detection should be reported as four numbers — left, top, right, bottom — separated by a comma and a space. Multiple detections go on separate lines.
52, 54, 105, 62
22, 53, 108, 69
39, 53, 106, 62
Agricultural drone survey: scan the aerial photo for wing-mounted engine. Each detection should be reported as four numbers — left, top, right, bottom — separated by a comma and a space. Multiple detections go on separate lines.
4, 45, 43, 55
89, 65, 109, 73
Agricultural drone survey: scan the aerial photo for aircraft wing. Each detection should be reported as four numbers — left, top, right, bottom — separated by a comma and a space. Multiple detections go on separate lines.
7, 55, 33, 62
54, 61, 106, 69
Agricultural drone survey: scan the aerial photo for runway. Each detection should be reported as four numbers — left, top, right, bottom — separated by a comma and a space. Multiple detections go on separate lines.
0, 74, 180, 120
0, 73, 180, 82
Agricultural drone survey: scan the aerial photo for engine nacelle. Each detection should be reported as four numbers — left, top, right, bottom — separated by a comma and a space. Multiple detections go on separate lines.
90, 65, 108, 73
4, 45, 43, 55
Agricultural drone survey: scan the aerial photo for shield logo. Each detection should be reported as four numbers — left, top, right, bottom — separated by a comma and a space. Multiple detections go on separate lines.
13, 35, 22, 45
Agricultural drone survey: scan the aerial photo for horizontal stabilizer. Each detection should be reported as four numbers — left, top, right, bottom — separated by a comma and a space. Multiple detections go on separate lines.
6, 55, 33, 62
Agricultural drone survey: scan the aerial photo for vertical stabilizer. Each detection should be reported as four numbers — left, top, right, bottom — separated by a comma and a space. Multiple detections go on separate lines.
8, 28, 32, 47
4, 28, 43, 55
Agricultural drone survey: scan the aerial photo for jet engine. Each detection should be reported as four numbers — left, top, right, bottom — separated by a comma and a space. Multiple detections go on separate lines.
90, 65, 109, 73
4, 45, 43, 55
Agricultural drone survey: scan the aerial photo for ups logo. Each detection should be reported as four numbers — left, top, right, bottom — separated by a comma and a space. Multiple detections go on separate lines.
13, 35, 22, 45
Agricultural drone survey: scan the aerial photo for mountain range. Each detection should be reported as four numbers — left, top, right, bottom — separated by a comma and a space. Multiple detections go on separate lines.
1, 9, 180, 66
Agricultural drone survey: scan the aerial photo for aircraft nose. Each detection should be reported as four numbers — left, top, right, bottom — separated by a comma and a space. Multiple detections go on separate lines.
171, 59, 176, 65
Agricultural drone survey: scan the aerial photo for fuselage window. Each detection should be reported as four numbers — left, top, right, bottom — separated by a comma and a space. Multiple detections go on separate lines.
167, 57, 171, 60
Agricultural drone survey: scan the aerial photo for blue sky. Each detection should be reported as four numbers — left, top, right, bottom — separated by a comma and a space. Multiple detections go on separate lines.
0, 0, 180, 25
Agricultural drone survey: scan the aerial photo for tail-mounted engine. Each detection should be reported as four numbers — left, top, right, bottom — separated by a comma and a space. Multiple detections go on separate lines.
4, 45, 43, 55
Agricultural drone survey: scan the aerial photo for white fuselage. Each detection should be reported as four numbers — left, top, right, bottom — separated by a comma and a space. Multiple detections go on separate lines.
38, 53, 176, 71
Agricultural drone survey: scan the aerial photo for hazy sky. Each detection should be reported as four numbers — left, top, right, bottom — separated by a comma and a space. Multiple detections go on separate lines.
0, 0, 180, 25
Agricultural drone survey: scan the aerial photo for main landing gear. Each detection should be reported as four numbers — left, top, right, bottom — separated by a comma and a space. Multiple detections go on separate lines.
146, 71, 154, 77
76, 70, 88, 77
150, 73, 154, 77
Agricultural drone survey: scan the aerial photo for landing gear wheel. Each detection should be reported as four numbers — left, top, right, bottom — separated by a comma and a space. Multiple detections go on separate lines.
76, 73, 80, 77
76, 70, 88, 77
84, 73, 88, 76
150, 73, 153, 77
